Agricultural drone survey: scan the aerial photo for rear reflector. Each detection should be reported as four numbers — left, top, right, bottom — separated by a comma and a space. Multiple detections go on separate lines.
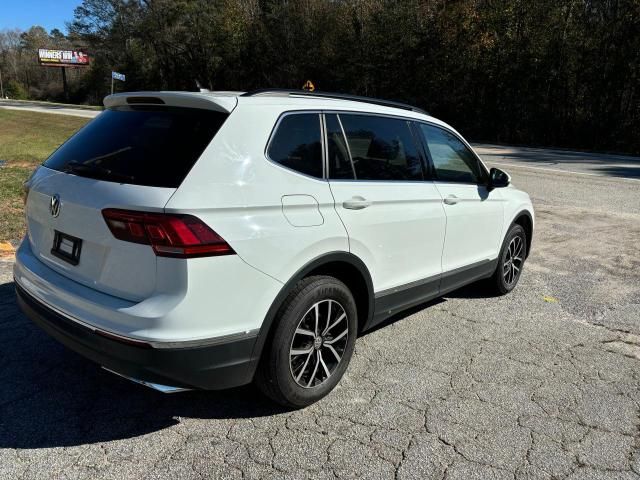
102, 209, 234, 258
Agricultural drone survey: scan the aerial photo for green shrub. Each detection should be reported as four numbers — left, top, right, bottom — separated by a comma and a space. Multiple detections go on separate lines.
5, 80, 28, 100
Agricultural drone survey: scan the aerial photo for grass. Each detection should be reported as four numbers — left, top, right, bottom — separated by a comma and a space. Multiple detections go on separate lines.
0, 109, 89, 243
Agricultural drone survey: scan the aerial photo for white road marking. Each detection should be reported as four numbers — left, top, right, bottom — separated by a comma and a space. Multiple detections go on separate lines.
484, 160, 640, 183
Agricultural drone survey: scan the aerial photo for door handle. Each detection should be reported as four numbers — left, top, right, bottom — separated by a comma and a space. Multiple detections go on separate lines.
443, 195, 459, 205
343, 196, 372, 210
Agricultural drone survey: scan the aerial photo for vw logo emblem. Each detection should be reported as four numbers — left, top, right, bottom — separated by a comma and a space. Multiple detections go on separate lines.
50, 194, 61, 218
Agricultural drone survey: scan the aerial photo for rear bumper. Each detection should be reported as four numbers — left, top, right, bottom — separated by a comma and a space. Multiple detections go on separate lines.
16, 283, 259, 390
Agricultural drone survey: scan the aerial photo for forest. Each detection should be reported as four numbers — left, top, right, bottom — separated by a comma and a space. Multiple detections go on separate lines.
1, 0, 639, 154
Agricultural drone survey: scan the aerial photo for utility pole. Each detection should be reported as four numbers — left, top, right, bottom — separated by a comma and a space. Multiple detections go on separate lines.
0, 68, 4, 98
111, 74, 114, 95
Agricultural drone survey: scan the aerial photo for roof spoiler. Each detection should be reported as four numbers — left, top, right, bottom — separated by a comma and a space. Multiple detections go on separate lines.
104, 91, 238, 113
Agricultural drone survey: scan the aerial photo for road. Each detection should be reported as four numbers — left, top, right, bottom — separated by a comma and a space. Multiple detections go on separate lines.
477, 143, 640, 180
0, 100, 100, 119
0, 145, 639, 479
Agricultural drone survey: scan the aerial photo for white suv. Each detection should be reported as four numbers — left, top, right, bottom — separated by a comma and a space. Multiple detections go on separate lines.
15, 90, 534, 407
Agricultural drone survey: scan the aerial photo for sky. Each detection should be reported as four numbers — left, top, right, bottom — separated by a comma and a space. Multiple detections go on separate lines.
0, 0, 81, 34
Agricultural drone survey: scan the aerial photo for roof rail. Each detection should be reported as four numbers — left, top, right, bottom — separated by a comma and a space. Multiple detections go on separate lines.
241, 89, 428, 115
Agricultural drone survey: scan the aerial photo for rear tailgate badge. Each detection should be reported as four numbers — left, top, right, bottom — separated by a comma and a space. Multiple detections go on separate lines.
50, 194, 61, 217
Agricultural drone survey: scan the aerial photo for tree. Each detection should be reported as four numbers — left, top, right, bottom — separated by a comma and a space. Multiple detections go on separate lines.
3, 0, 639, 154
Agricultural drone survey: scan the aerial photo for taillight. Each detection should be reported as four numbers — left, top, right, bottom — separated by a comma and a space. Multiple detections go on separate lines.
102, 209, 234, 258
23, 166, 39, 206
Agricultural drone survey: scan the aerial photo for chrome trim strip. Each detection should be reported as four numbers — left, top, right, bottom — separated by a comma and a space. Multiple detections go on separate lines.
150, 329, 260, 349
102, 368, 191, 393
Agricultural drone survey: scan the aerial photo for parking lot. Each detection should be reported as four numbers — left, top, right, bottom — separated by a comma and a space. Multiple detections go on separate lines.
0, 145, 638, 479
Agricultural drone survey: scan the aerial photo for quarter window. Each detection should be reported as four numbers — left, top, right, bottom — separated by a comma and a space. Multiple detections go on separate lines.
334, 114, 423, 181
420, 124, 485, 184
267, 113, 323, 178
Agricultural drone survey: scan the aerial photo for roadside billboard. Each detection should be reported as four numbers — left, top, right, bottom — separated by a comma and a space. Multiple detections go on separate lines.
38, 49, 90, 67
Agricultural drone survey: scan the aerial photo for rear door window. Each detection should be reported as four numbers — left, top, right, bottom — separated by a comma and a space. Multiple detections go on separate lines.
336, 114, 423, 181
44, 106, 228, 188
267, 113, 323, 178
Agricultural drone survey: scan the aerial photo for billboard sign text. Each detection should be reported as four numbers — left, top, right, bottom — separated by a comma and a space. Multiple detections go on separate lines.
38, 49, 90, 67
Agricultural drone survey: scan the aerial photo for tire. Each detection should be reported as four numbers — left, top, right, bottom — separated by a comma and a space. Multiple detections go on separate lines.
489, 224, 527, 295
255, 275, 358, 408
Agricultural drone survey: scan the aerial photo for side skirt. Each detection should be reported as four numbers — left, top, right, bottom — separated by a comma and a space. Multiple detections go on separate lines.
369, 258, 498, 330
371, 275, 440, 327
439, 258, 498, 297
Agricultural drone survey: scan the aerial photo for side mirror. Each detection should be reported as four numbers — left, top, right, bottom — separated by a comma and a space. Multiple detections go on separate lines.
489, 167, 510, 189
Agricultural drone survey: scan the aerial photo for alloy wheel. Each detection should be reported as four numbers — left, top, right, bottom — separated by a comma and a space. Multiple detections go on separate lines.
503, 235, 524, 286
289, 299, 349, 388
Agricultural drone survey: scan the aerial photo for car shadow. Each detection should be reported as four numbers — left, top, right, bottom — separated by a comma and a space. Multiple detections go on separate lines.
443, 279, 503, 299
475, 143, 640, 179
592, 165, 640, 179
360, 297, 446, 337
360, 278, 502, 336
0, 281, 289, 450
0, 275, 501, 450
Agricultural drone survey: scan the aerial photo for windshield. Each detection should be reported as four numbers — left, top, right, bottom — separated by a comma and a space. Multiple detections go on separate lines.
44, 106, 228, 188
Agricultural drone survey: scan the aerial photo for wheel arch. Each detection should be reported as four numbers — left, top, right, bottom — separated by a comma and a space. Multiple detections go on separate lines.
249, 252, 375, 367
511, 209, 534, 258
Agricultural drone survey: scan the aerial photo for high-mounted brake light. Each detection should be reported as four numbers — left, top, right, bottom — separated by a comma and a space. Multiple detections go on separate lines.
102, 209, 234, 258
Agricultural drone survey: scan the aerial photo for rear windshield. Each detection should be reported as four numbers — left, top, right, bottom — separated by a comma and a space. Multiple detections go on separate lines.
44, 106, 228, 188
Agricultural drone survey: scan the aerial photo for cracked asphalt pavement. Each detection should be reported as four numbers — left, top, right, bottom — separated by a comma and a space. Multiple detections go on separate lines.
1, 145, 639, 479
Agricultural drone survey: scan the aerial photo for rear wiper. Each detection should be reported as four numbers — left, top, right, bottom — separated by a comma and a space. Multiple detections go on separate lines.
64, 161, 135, 182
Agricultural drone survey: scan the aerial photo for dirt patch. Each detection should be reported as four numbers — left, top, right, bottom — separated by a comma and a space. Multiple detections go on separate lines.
0, 242, 15, 258
527, 205, 640, 333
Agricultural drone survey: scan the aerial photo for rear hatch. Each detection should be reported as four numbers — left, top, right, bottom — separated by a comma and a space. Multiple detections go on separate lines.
25, 94, 233, 301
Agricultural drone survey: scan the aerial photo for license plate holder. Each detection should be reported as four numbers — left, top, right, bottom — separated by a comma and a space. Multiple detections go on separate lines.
51, 231, 82, 266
